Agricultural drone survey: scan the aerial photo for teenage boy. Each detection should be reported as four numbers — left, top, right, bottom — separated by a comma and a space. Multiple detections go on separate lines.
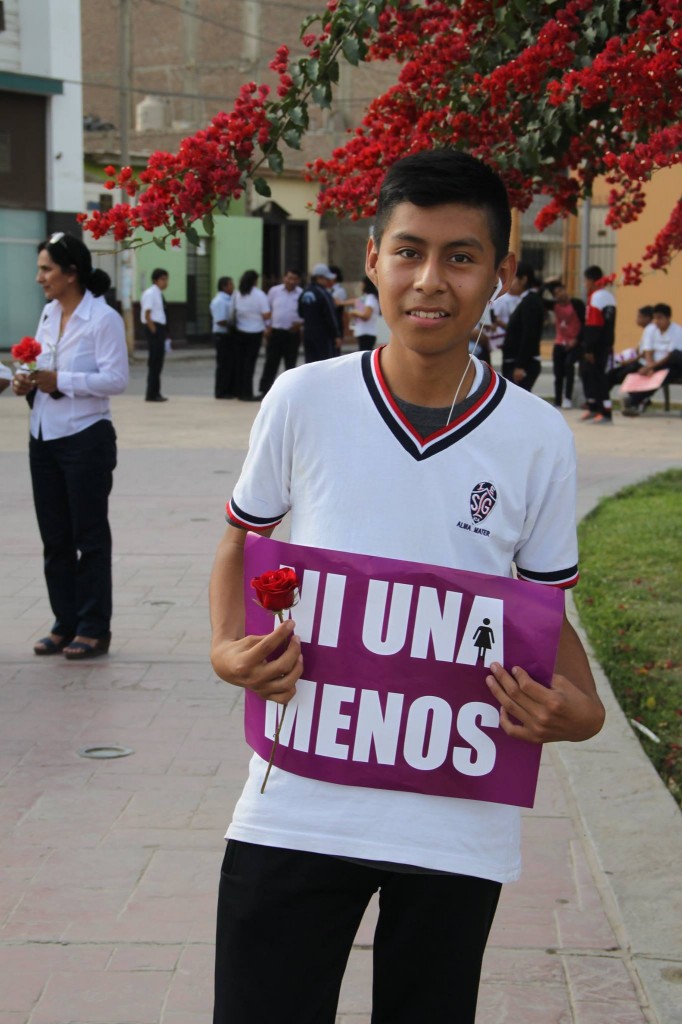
580, 265, 616, 424
141, 267, 169, 402
209, 150, 604, 1024
623, 303, 682, 416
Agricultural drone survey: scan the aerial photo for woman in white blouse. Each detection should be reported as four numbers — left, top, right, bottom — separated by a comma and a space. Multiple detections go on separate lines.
232, 269, 270, 401
12, 232, 129, 660
344, 276, 381, 351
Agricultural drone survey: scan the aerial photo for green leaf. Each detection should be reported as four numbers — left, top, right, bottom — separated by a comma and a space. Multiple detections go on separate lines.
287, 105, 308, 128
342, 37, 360, 66
185, 226, 200, 247
153, 236, 167, 250
304, 58, 319, 82
216, 197, 229, 215
312, 83, 332, 109
253, 177, 272, 198
267, 150, 284, 173
202, 213, 214, 236
327, 58, 339, 85
283, 129, 302, 150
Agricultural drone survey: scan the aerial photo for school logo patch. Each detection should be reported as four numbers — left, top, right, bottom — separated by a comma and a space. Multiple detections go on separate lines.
469, 481, 497, 524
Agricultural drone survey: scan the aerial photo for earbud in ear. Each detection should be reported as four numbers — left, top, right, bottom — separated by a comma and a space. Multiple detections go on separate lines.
489, 278, 504, 304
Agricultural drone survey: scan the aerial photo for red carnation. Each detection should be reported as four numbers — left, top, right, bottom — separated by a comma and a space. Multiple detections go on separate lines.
11, 337, 42, 369
251, 567, 300, 615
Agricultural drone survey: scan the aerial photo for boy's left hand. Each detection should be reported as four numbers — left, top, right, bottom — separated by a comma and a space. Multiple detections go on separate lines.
485, 662, 604, 744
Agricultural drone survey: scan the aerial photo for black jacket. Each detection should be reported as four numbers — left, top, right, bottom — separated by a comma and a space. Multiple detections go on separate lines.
502, 291, 546, 369
298, 282, 338, 341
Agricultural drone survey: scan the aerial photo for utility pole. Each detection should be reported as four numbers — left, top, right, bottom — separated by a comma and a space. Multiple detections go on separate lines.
580, 197, 591, 300
119, 0, 135, 359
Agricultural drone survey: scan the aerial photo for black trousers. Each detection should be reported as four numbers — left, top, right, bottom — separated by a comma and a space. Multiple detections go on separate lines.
259, 328, 300, 394
214, 331, 237, 398
234, 330, 263, 399
356, 333, 377, 352
502, 357, 541, 392
145, 322, 167, 399
29, 419, 117, 639
303, 332, 334, 362
213, 841, 501, 1024
581, 344, 612, 414
552, 344, 579, 404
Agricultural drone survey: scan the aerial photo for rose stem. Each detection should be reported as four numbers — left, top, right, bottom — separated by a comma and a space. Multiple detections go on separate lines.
260, 608, 288, 794
260, 704, 287, 794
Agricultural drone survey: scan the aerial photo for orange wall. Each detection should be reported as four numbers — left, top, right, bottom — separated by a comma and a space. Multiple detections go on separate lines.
611, 166, 682, 350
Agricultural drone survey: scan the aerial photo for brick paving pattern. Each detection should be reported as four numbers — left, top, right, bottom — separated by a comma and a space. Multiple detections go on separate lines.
1, 355, 680, 1023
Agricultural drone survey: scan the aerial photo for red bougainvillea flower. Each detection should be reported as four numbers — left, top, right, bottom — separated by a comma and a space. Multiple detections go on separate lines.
251, 568, 300, 614
11, 337, 42, 366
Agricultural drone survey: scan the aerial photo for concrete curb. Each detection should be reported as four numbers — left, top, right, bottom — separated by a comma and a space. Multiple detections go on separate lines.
557, 529, 682, 1023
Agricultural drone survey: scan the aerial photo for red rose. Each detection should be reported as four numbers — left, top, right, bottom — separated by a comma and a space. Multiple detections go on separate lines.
251, 567, 300, 613
11, 337, 42, 364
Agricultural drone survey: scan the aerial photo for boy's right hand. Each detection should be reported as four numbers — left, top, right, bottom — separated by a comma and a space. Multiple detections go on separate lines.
211, 618, 302, 705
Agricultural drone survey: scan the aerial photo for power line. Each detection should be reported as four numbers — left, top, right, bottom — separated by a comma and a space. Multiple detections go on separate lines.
78, 74, 380, 108
137, 0, 325, 49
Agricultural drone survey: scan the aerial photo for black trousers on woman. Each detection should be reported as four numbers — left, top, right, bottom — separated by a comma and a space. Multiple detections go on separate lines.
234, 330, 263, 399
29, 419, 117, 640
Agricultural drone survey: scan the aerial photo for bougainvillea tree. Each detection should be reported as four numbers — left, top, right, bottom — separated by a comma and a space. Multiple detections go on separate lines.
81, 0, 682, 284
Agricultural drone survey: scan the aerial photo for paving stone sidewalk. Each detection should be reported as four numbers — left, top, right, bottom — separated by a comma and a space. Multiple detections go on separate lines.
1, 363, 681, 1024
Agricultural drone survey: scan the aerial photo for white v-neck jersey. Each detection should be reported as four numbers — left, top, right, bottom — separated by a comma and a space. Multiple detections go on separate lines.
224, 349, 578, 881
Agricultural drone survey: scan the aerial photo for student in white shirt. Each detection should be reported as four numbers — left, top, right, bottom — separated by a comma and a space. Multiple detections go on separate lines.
140, 267, 169, 402
623, 302, 682, 416
259, 269, 302, 395
210, 276, 235, 399
346, 276, 381, 351
231, 270, 270, 401
209, 150, 604, 1024
12, 232, 128, 660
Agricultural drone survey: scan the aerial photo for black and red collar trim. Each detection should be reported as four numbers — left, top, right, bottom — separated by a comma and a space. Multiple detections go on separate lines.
362, 347, 506, 461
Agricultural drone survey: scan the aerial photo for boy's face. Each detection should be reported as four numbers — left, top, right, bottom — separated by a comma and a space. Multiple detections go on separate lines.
653, 312, 671, 332
367, 202, 513, 360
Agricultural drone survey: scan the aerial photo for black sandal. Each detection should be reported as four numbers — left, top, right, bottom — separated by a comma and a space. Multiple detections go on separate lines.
34, 634, 74, 656
63, 634, 111, 661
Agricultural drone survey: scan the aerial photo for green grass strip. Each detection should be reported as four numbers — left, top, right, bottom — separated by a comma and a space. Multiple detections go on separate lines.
574, 469, 682, 806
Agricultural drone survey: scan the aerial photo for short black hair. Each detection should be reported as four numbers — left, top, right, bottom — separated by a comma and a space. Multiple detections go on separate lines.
362, 275, 378, 297
584, 265, 603, 281
217, 276, 232, 290
546, 280, 565, 294
515, 261, 537, 289
638, 305, 654, 318
373, 150, 511, 265
652, 303, 672, 319
151, 267, 169, 282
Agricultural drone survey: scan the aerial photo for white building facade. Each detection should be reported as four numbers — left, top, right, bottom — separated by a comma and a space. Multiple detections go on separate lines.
0, 0, 84, 342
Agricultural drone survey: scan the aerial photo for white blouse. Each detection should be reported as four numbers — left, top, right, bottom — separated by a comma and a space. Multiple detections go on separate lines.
30, 290, 129, 441
233, 287, 270, 333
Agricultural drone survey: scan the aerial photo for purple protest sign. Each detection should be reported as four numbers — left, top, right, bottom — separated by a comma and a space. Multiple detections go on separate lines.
244, 534, 564, 808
